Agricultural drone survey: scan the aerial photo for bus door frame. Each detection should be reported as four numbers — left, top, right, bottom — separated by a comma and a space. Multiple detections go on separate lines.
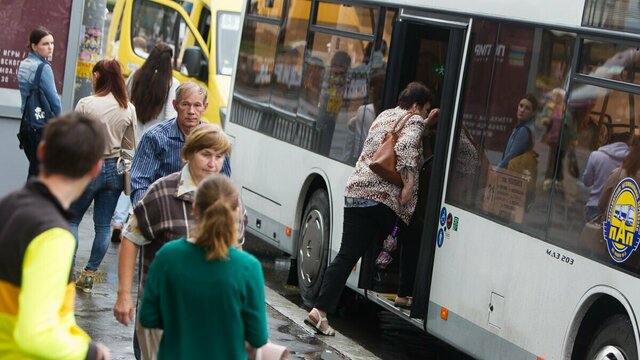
386, 10, 470, 322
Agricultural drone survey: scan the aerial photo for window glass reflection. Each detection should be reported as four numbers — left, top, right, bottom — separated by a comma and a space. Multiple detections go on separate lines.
299, 32, 373, 162
249, 0, 284, 18
270, 0, 311, 114
234, 20, 279, 104
446, 20, 575, 239
316, 2, 378, 35
579, 39, 640, 85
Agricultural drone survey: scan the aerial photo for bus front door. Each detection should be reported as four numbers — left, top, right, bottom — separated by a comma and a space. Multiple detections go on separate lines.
358, 15, 467, 322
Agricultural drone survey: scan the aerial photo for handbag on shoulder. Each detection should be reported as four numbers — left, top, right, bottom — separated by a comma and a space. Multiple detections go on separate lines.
369, 112, 414, 186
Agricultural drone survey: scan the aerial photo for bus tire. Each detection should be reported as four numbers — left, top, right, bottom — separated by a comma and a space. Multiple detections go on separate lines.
585, 314, 637, 360
297, 189, 330, 308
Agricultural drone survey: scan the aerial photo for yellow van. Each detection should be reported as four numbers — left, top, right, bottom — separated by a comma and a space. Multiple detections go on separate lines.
106, 0, 243, 124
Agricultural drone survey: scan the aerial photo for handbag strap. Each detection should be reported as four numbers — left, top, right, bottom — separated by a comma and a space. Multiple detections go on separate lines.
392, 111, 415, 134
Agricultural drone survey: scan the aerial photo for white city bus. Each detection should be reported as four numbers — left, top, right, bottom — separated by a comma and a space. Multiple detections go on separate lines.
226, 0, 640, 358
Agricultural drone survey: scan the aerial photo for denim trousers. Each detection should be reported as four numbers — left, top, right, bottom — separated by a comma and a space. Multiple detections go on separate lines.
315, 204, 396, 313
112, 192, 131, 227
70, 159, 123, 272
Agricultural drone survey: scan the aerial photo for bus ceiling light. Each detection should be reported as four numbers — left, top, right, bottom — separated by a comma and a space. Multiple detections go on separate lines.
440, 307, 449, 321
285, 227, 292, 237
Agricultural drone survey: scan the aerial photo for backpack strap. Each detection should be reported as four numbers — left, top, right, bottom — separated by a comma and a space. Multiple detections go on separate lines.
31, 62, 47, 91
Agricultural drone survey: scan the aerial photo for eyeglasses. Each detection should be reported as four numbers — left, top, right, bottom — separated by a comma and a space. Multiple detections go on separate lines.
178, 102, 204, 110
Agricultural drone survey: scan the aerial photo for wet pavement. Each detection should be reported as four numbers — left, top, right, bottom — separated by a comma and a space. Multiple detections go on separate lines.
73, 206, 376, 359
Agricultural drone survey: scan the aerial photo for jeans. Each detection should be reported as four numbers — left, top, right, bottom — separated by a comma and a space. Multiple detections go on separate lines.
70, 159, 123, 272
112, 192, 131, 227
315, 204, 396, 313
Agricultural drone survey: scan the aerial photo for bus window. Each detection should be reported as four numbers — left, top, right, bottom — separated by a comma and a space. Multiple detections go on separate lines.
131, 0, 206, 74
249, 0, 284, 19
198, 6, 212, 49
298, 32, 372, 160
579, 40, 640, 86
234, 20, 279, 104
270, 0, 311, 114
446, 19, 575, 238
315, 2, 378, 35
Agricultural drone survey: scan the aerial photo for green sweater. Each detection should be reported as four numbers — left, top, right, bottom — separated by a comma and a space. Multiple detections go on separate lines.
139, 239, 269, 359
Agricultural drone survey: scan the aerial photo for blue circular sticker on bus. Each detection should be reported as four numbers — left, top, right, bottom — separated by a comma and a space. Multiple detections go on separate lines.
440, 207, 447, 226
437, 228, 444, 248
604, 177, 640, 263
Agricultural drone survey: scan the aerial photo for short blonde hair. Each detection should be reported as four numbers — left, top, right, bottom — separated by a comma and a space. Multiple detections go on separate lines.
181, 123, 231, 161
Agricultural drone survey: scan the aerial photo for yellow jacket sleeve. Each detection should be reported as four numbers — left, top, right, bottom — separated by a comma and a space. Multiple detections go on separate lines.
14, 227, 92, 360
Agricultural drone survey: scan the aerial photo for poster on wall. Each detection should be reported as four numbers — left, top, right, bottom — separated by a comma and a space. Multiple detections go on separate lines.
0, 0, 73, 93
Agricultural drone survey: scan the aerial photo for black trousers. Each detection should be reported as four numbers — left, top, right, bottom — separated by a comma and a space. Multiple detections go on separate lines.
315, 204, 397, 313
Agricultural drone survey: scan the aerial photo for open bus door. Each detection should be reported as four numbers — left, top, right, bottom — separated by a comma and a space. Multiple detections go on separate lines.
357, 11, 468, 324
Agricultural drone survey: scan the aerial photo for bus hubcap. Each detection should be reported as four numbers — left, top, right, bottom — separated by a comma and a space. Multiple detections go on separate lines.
299, 209, 325, 286
593, 346, 627, 360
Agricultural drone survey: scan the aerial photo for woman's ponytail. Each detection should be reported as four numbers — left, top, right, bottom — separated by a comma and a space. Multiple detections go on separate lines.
192, 174, 239, 260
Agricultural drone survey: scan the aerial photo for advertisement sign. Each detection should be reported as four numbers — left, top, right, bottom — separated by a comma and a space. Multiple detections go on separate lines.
0, 0, 73, 92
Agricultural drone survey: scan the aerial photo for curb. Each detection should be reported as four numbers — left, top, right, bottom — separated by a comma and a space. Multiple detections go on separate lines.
264, 286, 381, 360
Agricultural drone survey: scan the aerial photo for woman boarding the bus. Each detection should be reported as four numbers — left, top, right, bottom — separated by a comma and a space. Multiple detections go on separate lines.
305, 82, 439, 336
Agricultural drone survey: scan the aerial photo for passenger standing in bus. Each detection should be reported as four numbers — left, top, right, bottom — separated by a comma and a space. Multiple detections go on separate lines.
598, 133, 640, 215
305, 82, 439, 336
113, 124, 244, 360
18, 27, 62, 178
138, 174, 267, 359
583, 131, 629, 222
111, 43, 180, 243
497, 94, 538, 169
71, 59, 137, 293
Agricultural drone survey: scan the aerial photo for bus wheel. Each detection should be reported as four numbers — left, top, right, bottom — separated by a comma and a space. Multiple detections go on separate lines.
586, 314, 637, 360
297, 189, 330, 307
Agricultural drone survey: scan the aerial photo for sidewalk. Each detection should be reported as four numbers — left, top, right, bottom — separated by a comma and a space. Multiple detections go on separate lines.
73, 205, 379, 359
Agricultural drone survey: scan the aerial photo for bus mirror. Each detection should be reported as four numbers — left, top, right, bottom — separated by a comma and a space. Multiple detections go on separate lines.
182, 47, 204, 77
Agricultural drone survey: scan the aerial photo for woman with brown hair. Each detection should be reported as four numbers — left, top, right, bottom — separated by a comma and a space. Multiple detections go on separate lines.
128, 42, 179, 136
305, 82, 439, 336
138, 174, 267, 359
70, 59, 137, 292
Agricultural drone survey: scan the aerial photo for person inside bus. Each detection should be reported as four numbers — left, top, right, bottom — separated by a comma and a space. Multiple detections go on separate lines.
497, 94, 538, 169
598, 131, 640, 216
344, 73, 384, 163
317, 50, 351, 156
583, 131, 629, 222
305, 82, 439, 336
497, 94, 539, 208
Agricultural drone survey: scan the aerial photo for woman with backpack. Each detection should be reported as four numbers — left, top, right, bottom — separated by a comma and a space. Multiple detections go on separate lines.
17, 27, 62, 178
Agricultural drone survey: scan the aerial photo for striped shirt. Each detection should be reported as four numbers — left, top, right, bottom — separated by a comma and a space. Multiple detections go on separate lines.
130, 118, 231, 205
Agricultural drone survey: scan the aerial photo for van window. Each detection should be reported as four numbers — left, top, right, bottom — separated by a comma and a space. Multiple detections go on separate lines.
217, 11, 242, 76
131, 0, 206, 72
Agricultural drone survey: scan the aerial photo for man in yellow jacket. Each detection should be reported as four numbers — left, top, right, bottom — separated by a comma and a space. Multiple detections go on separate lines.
0, 112, 110, 359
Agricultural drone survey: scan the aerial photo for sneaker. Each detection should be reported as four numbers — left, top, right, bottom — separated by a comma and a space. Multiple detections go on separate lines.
111, 228, 122, 243
76, 270, 96, 293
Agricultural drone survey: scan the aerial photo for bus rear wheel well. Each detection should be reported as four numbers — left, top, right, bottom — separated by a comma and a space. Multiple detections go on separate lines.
571, 294, 631, 359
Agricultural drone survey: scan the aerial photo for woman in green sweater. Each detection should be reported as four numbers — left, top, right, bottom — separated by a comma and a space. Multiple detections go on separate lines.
139, 174, 268, 359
